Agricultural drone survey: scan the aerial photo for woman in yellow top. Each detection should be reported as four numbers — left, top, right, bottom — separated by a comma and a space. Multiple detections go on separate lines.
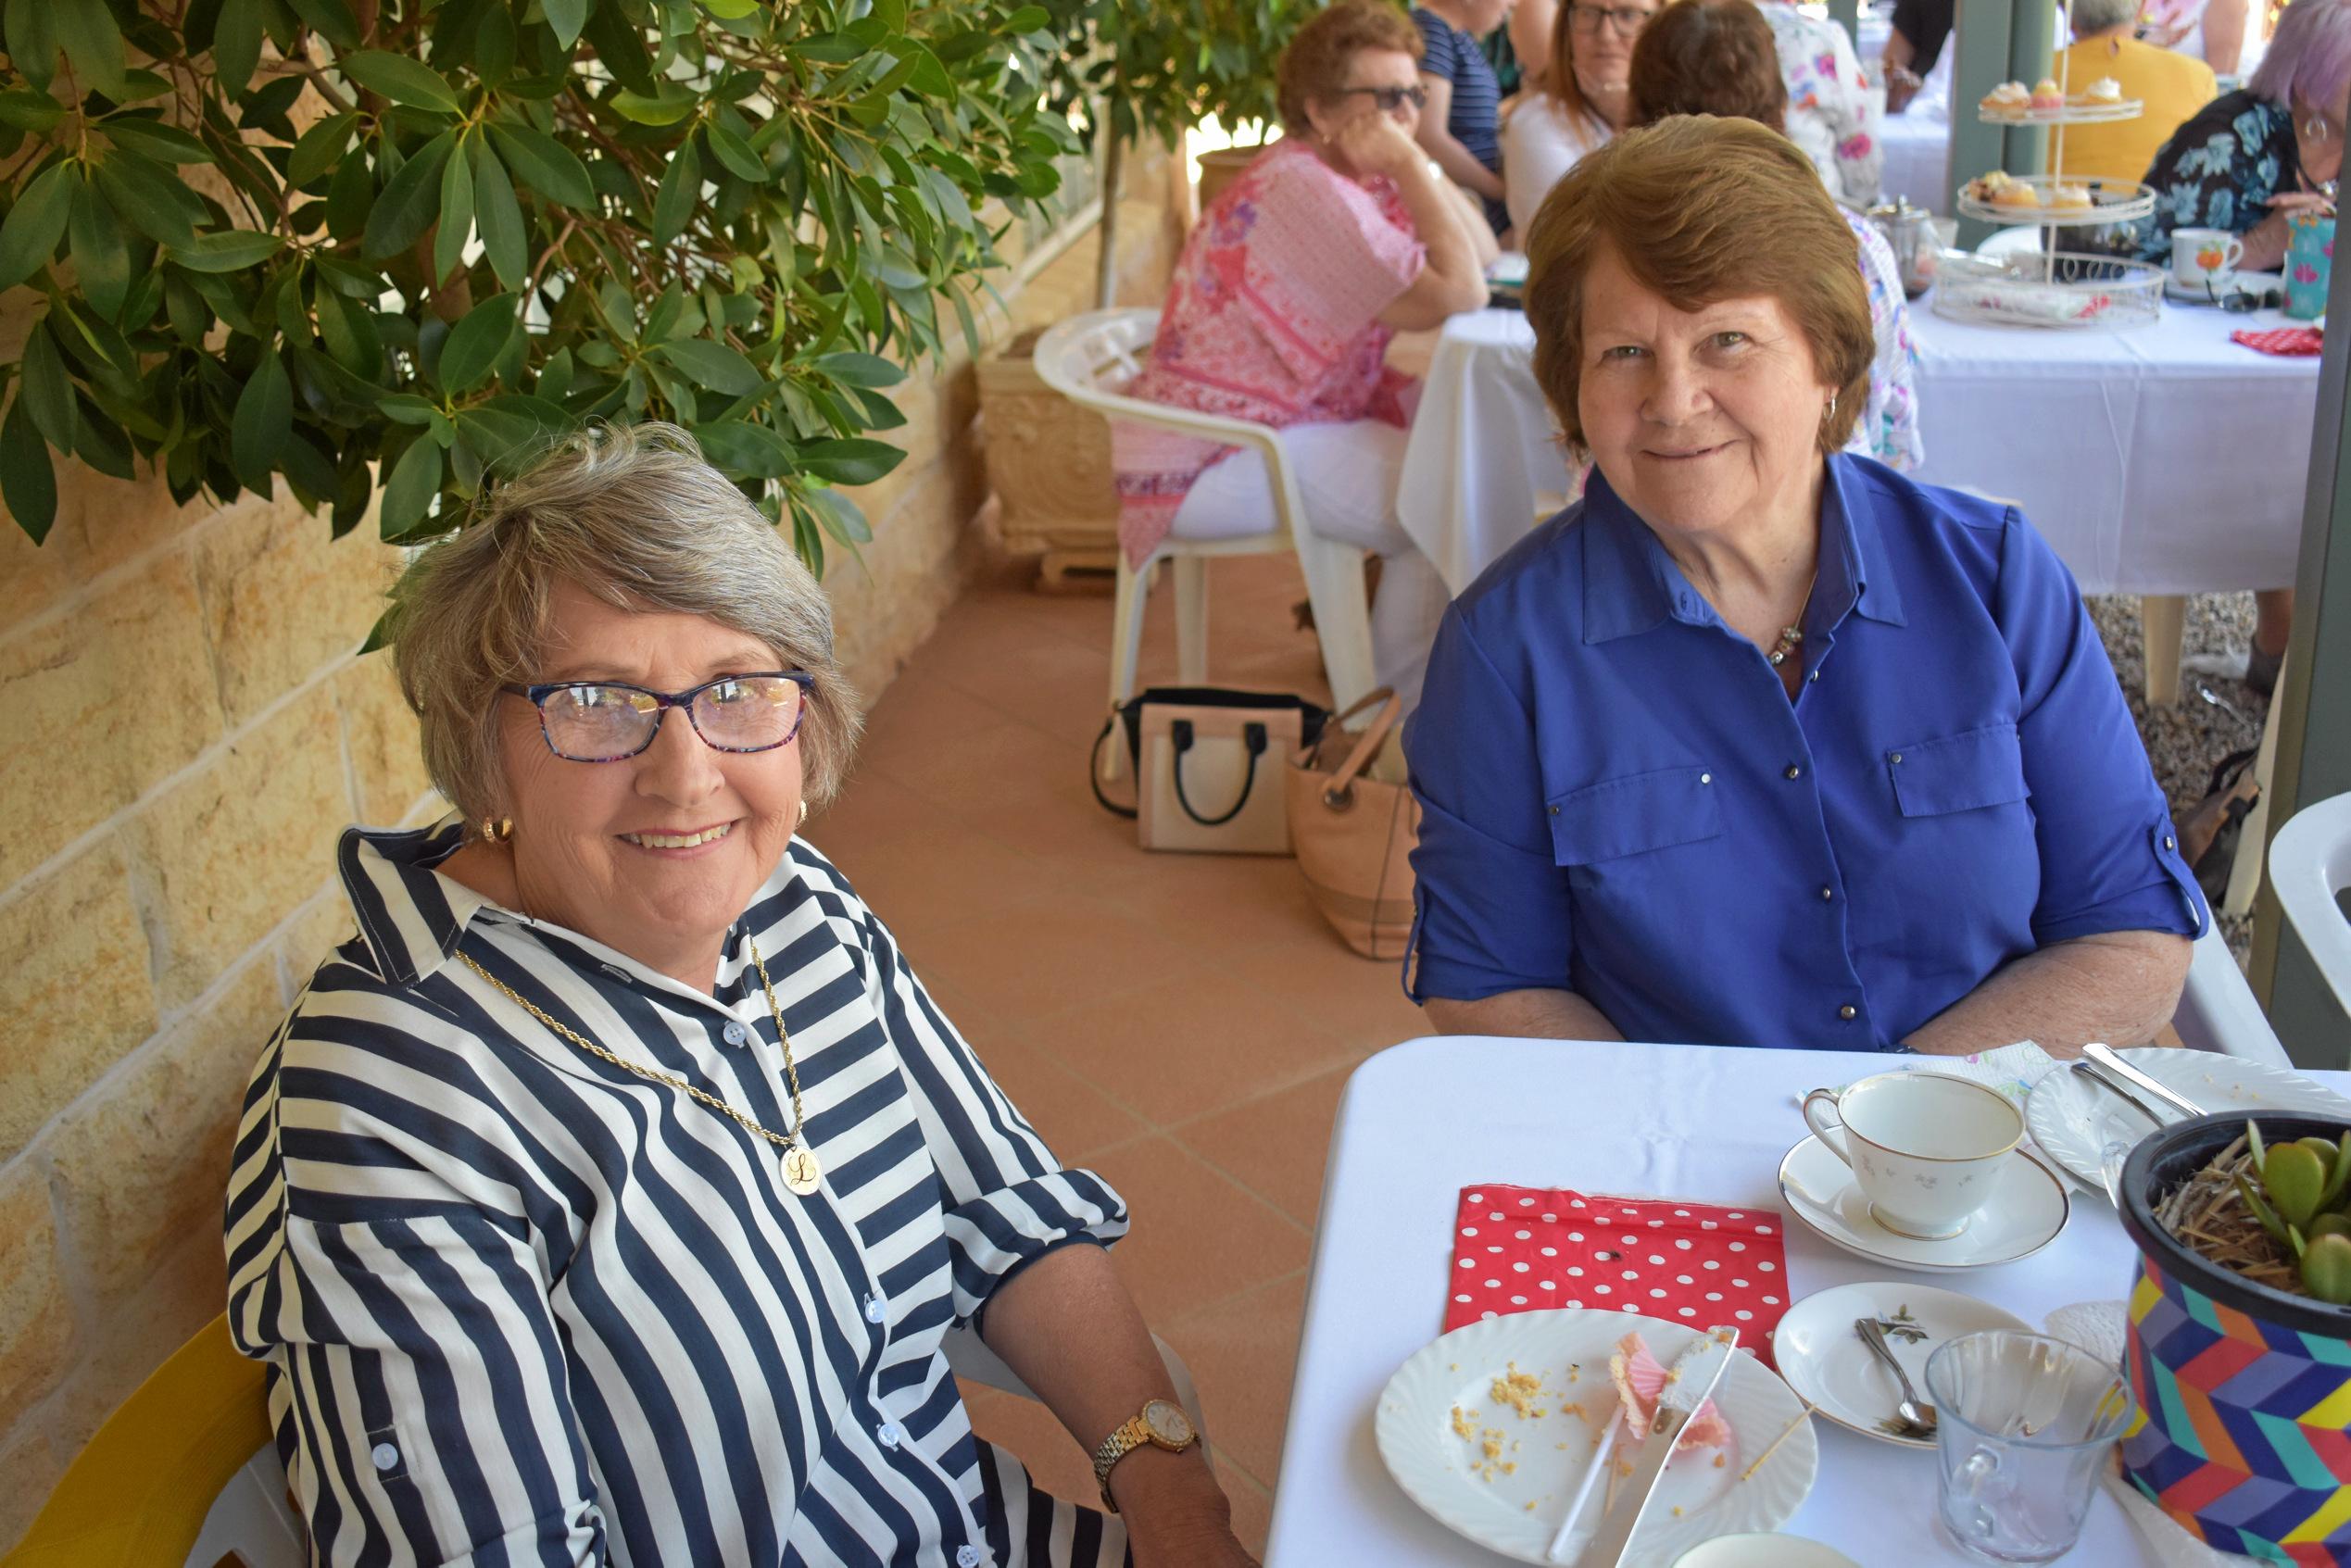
2047, 0, 2219, 185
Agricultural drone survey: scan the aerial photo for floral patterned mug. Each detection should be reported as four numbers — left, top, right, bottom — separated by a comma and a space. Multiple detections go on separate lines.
1801, 1073, 2023, 1240
2286, 212, 2333, 320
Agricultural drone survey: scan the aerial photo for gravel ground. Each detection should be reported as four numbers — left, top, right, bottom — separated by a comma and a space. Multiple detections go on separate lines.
2089, 590, 2268, 959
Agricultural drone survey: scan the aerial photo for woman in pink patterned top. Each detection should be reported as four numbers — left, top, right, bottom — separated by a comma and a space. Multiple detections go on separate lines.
1113, 0, 1494, 709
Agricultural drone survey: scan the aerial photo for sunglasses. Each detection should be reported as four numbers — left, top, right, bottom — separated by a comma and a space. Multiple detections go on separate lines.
2206, 280, 2285, 312
1335, 84, 1429, 112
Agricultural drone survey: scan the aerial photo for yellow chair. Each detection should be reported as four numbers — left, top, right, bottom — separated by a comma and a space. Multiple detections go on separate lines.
5, 1312, 298, 1568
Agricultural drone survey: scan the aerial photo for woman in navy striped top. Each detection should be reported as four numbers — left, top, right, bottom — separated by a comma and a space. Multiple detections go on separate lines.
224, 425, 1255, 1567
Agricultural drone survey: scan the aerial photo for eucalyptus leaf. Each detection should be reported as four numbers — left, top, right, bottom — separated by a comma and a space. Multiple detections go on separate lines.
340, 51, 464, 114
363, 129, 457, 258
316, 285, 384, 380
0, 90, 63, 134
471, 140, 528, 290
55, 0, 129, 99
288, 112, 358, 189
439, 293, 521, 395
377, 433, 444, 537
793, 435, 903, 486
68, 179, 130, 320
434, 134, 475, 283
231, 348, 293, 489
18, 321, 77, 451
654, 336, 762, 395
486, 120, 594, 209
652, 134, 702, 245
212, 0, 264, 98
0, 160, 76, 291
0, 392, 56, 541
169, 230, 285, 272
542, 0, 587, 49
98, 118, 213, 164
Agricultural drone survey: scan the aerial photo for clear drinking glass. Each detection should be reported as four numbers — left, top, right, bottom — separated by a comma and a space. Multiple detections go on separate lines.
1924, 1330, 2136, 1564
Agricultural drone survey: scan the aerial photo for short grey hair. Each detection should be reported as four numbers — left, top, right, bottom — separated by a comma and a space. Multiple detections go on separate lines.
387, 421, 861, 828
2072, 0, 2139, 35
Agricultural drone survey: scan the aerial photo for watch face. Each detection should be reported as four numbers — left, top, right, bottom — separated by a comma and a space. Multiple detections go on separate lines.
1143, 1399, 1193, 1446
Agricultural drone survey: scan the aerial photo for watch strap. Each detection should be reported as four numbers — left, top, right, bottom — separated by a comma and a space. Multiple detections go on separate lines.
1092, 1414, 1153, 1513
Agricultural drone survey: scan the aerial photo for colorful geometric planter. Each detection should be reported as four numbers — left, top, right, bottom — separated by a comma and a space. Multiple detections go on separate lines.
2118, 1113, 2351, 1566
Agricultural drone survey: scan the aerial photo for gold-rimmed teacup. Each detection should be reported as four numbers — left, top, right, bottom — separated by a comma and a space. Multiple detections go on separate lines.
1800, 1073, 2023, 1240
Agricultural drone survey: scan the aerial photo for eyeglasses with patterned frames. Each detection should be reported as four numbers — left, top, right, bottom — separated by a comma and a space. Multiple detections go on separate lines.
1334, 84, 1429, 113
1566, 2, 1655, 34
503, 672, 815, 762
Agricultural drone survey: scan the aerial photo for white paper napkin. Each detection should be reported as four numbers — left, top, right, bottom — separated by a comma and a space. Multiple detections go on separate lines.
2042, 1300, 2264, 1567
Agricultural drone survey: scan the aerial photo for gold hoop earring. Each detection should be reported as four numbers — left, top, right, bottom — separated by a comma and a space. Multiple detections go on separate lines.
481, 817, 513, 845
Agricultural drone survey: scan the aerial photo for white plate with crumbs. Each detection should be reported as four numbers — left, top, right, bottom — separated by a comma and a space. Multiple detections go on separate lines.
1375, 1309, 1817, 1567
2026, 1047, 2351, 1192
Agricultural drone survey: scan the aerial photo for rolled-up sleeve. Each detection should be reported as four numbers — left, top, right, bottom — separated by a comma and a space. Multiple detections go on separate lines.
859, 912, 1129, 1326
1995, 511, 2207, 946
1404, 606, 1575, 1002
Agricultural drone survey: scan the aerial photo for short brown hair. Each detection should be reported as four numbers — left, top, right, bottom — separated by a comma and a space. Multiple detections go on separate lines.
389, 422, 861, 828
1276, 0, 1425, 132
1523, 116, 1871, 456
1629, 0, 1789, 132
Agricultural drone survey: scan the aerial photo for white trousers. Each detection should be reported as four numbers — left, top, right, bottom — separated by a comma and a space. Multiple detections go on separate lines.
1169, 420, 1450, 712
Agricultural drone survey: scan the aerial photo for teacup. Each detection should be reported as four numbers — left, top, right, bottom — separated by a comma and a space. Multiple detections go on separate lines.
2170, 227, 2244, 292
1800, 1073, 2023, 1240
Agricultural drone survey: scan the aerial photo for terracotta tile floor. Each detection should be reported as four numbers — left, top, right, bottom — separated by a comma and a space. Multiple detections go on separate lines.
809, 551, 1425, 1554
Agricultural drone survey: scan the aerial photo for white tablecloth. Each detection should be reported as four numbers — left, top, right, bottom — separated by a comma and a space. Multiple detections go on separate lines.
1394, 303, 2319, 598
1264, 1036, 2351, 1565
1879, 111, 1951, 212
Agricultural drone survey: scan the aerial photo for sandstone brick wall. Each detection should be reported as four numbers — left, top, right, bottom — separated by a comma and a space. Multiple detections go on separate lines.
0, 143, 1179, 1548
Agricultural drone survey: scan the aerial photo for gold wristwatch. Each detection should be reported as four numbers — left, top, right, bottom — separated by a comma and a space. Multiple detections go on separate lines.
1091, 1398, 1198, 1512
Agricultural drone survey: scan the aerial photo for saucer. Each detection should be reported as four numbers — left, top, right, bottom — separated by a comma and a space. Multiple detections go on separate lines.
1777, 1135, 2069, 1271
2165, 268, 2284, 303
1772, 1281, 2033, 1449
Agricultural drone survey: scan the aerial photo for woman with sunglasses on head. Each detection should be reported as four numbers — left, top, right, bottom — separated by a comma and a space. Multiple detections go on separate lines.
1113, 0, 1494, 712
226, 423, 1258, 1567
1502, 0, 1662, 236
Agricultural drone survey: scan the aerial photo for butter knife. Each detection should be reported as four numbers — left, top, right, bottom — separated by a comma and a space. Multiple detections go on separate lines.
1575, 1327, 1740, 1568
2083, 1043, 2206, 1121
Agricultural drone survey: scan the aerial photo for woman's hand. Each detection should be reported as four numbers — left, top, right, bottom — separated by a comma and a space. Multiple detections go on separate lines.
1331, 109, 1426, 182
2244, 191, 2333, 271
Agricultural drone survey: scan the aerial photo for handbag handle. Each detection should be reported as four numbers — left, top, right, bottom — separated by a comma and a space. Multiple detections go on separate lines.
1317, 688, 1403, 810
1171, 719, 1268, 826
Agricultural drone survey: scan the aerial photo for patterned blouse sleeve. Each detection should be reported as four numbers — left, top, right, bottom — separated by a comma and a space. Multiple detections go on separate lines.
1239, 154, 1429, 383
1853, 220, 1924, 470
227, 1000, 607, 1568
846, 887, 1132, 1327
1823, 19, 1884, 206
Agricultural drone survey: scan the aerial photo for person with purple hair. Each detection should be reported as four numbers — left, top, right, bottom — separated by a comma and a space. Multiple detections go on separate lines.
2131, 0, 2350, 273
2131, 0, 2351, 695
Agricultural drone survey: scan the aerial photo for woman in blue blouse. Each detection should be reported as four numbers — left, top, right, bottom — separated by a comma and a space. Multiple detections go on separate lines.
1404, 117, 2203, 1055
226, 425, 1254, 1566
2131, 0, 2350, 274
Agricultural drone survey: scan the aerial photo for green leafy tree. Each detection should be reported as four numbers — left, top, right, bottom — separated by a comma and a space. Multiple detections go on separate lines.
0, 0, 1079, 607
1043, 0, 1326, 307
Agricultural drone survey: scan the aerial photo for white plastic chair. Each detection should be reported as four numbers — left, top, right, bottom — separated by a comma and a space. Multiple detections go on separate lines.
1032, 308, 1380, 773
2269, 790, 2351, 1017
2172, 921, 2292, 1066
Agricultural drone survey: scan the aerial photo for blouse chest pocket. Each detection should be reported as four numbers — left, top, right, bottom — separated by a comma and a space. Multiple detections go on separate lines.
1547, 766, 1724, 866
1886, 723, 2030, 817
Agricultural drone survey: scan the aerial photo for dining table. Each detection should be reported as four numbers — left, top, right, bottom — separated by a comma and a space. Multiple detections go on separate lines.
1392, 297, 2321, 703
1262, 1035, 2351, 1565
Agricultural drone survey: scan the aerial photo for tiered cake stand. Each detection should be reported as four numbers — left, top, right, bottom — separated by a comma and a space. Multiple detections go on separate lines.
1936, 43, 2168, 329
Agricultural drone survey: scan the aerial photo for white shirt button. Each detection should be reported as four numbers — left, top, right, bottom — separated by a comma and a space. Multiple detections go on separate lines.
958, 1548, 984, 1567
876, 1422, 901, 1449
864, 1294, 886, 1323
1699, 772, 1712, 784
722, 1021, 748, 1046
371, 1441, 399, 1472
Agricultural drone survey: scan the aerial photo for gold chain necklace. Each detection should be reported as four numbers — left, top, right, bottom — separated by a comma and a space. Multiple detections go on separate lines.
455, 935, 823, 1196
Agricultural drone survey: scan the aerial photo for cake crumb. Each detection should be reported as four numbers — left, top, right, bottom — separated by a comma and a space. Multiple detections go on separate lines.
1713, 1453, 1728, 1469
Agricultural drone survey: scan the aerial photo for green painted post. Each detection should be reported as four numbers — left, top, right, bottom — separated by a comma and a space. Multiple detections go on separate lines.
1949, 0, 2059, 245
1828, 0, 1861, 46
2250, 223, 2351, 1069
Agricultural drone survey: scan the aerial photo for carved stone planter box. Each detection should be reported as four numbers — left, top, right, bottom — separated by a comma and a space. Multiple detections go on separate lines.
979, 325, 1122, 588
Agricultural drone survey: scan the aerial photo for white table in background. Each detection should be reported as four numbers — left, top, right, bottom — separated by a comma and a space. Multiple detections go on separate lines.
1878, 110, 1952, 211
1264, 1036, 2351, 1565
1393, 304, 2320, 700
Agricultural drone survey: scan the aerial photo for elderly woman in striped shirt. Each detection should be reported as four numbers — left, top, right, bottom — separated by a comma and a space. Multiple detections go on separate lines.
224, 424, 1254, 1568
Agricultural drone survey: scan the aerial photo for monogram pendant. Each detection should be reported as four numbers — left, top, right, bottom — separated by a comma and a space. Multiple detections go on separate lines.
781, 1145, 823, 1196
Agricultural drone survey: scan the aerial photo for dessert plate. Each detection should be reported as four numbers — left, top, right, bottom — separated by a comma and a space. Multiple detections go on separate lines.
2026, 1046, 2351, 1191
1772, 1281, 2031, 1450
1377, 1308, 1817, 1567
1777, 1135, 2068, 1271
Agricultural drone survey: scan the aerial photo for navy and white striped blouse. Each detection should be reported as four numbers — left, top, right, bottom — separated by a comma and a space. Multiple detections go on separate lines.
225, 821, 1133, 1567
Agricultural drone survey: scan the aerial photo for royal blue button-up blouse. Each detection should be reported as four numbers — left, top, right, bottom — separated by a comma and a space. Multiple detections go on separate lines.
1404, 455, 2206, 1050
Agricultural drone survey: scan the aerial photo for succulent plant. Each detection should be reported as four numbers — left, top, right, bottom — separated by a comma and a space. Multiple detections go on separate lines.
2234, 1124, 2351, 1305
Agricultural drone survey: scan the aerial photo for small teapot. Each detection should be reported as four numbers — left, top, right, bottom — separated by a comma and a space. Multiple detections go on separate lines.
1866, 195, 1939, 297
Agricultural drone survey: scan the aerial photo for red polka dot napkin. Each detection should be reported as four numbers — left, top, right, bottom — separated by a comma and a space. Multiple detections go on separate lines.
1444, 1185, 1792, 1368
2231, 326, 2324, 357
